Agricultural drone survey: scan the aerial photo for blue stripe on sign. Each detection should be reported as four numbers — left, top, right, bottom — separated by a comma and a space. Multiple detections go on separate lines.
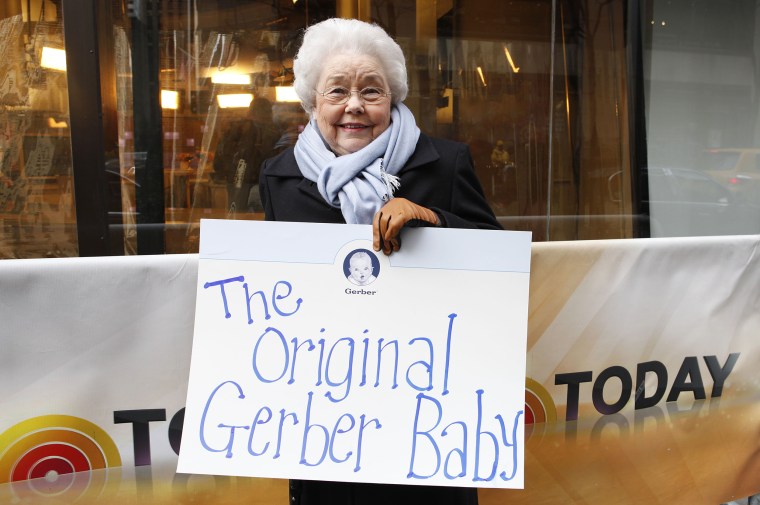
199, 219, 531, 273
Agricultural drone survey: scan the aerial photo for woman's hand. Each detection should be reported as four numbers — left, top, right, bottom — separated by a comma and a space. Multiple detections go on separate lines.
373, 197, 440, 255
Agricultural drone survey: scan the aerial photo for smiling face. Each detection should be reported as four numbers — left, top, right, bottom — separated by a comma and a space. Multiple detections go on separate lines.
314, 53, 392, 156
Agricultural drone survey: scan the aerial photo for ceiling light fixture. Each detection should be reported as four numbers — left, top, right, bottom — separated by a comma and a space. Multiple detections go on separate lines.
476, 66, 487, 87
210, 71, 252, 85
40, 46, 66, 71
275, 86, 299, 102
217, 93, 254, 108
161, 90, 179, 110
503, 46, 520, 73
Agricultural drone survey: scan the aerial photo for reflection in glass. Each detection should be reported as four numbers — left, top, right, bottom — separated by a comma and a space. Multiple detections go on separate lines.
0, 3, 77, 259
102, 0, 637, 253
644, 0, 760, 237
110, 2, 320, 253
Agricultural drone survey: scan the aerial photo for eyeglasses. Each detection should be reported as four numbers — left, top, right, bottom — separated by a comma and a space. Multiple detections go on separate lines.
316, 86, 391, 105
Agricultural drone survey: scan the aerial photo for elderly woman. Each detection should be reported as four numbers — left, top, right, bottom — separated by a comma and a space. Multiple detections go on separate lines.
259, 17, 499, 505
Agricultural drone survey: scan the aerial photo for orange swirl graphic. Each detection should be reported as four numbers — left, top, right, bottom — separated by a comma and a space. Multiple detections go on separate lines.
524, 378, 558, 442
0, 415, 121, 485
525, 378, 557, 425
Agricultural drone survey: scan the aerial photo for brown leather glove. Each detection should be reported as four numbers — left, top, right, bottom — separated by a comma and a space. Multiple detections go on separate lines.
373, 197, 440, 255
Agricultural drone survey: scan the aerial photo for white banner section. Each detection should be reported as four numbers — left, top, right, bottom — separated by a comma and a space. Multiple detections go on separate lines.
178, 219, 532, 489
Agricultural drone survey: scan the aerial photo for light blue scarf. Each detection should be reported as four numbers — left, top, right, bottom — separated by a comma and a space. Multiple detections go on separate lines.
294, 103, 420, 224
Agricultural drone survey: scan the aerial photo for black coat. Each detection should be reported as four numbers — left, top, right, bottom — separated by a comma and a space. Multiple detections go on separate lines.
258, 133, 499, 505
260, 133, 501, 231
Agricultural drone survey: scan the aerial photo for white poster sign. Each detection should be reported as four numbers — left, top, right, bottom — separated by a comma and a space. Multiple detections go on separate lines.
178, 219, 531, 489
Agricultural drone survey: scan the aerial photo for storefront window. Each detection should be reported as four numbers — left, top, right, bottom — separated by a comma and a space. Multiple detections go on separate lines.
106, 1, 333, 254
1, 0, 757, 258
0, 2, 76, 259
106, 0, 634, 254
644, 0, 760, 236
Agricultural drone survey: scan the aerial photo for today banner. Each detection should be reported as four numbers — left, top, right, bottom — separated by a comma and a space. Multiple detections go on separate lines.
0, 234, 758, 503
177, 220, 532, 488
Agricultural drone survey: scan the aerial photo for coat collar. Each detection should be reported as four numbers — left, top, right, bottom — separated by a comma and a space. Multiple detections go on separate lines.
267, 132, 439, 179
398, 133, 439, 174
268, 132, 440, 207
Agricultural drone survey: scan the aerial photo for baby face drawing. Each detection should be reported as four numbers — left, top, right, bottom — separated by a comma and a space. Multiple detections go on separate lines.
348, 253, 375, 285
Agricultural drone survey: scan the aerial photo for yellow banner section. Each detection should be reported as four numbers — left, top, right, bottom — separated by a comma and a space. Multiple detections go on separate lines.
508, 235, 760, 504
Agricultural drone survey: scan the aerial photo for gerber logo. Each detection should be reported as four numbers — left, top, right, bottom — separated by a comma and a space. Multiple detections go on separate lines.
0, 415, 121, 498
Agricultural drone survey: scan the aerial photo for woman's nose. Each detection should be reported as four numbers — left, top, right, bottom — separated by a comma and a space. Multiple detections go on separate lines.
344, 92, 365, 112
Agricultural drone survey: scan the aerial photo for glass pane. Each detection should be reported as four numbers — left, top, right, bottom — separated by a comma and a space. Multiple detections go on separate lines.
109, 1, 332, 254
644, 0, 760, 237
551, 0, 633, 240
368, 0, 632, 241
0, 2, 77, 258
105, 0, 641, 253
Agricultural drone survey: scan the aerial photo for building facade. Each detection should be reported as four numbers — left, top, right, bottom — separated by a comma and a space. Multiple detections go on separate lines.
0, 0, 758, 258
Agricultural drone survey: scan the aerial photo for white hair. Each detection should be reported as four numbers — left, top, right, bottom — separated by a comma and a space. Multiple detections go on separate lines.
293, 18, 408, 114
